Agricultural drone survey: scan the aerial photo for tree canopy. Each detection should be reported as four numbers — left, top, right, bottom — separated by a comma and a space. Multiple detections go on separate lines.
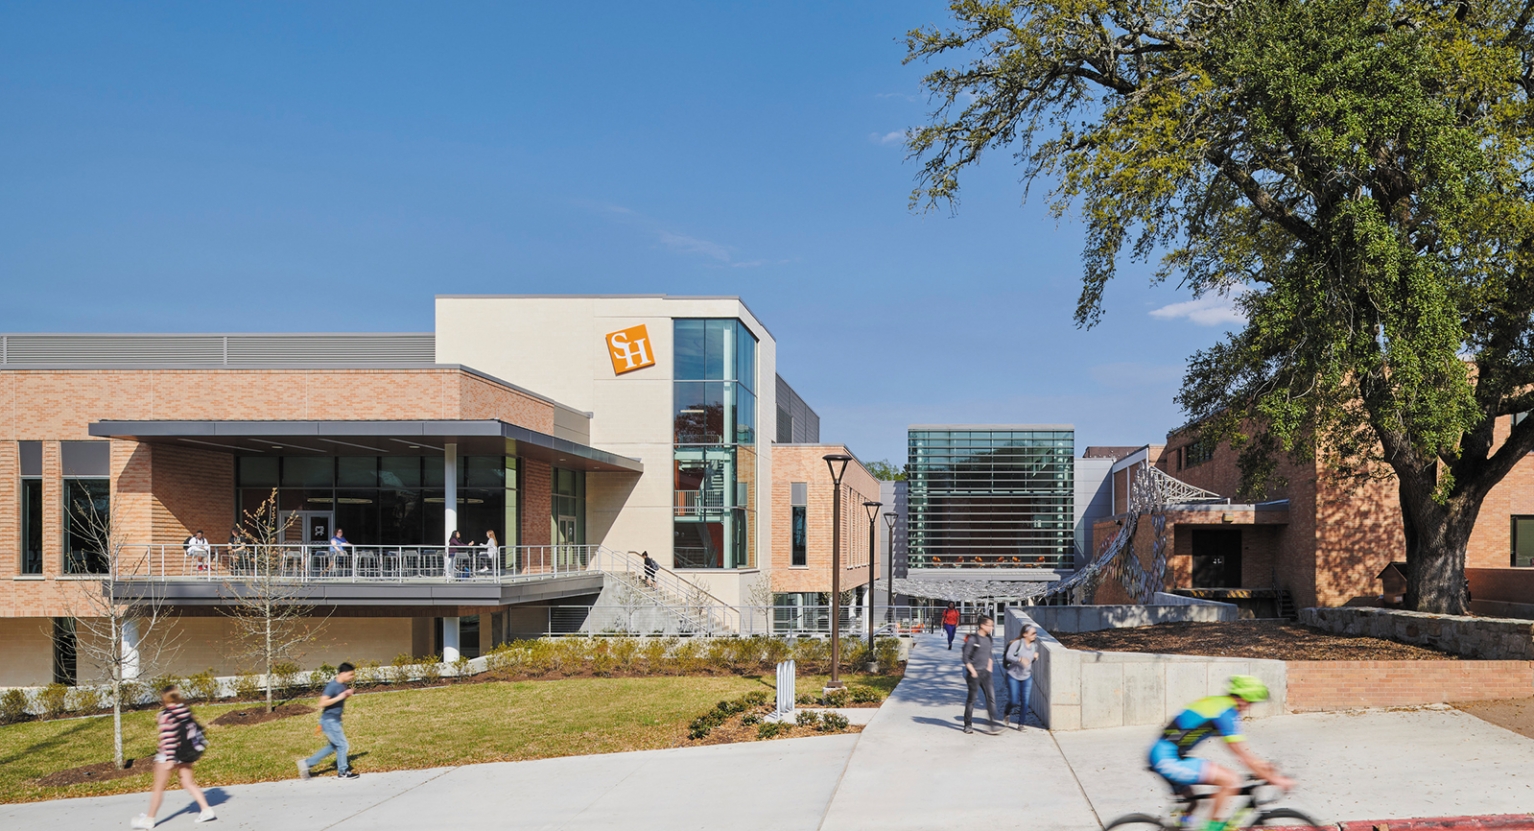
906, 0, 1534, 612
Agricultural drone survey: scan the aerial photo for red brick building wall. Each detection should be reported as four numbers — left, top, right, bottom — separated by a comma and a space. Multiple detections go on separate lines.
769, 445, 881, 596
1286, 660, 1533, 711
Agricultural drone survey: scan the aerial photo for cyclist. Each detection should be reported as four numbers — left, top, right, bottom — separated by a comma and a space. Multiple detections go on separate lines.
1148, 675, 1295, 831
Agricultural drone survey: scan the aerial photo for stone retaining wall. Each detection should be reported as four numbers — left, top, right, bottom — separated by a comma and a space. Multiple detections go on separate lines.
1287, 661, 1534, 712
1301, 607, 1534, 660
1020, 593, 1237, 635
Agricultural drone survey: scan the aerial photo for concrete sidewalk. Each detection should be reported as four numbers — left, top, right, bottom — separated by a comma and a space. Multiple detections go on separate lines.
12, 633, 1534, 830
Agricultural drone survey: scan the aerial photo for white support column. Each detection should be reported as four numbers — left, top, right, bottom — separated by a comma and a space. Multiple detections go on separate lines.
442, 616, 460, 663
443, 443, 460, 661
121, 619, 141, 681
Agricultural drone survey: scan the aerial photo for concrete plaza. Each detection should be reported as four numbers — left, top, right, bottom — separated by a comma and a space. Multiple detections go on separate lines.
7, 634, 1534, 830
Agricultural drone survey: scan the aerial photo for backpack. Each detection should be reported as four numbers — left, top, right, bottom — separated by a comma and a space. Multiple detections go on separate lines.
173, 710, 208, 763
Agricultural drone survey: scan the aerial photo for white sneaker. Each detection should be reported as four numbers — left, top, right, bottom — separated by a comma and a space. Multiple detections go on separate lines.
195, 809, 217, 823
296, 759, 310, 780
131, 815, 155, 829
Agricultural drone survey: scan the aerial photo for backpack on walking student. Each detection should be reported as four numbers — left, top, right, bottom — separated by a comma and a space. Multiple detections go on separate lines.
174, 711, 209, 764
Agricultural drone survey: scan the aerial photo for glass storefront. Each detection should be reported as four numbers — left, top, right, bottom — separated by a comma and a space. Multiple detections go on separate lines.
237, 456, 519, 550
907, 429, 1075, 569
673, 318, 756, 568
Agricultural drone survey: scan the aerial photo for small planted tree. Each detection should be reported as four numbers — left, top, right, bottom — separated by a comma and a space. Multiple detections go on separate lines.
220, 491, 328, 712
60, 495, 179, 769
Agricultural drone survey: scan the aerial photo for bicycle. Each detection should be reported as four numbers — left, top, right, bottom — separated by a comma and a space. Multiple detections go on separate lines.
1103, 778, 1322, 829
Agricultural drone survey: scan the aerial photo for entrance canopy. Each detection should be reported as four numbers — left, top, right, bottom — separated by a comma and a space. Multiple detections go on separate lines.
88, 419, 643, 473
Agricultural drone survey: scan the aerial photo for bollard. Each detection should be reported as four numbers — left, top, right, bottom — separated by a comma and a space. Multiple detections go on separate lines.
776, 659, 796, 718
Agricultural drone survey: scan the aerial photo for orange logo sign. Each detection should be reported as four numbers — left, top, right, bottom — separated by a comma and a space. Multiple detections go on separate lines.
606, 324, 655, 375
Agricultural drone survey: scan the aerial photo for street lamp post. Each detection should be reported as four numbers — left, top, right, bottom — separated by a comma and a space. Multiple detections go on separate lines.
883, 511, 897, 622
862, 500, 882, 673
823, 454, 852, 690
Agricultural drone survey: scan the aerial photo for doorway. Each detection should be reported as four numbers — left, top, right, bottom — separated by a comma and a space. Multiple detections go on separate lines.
281, 511, 334, 546
1191, 528, 1243, 588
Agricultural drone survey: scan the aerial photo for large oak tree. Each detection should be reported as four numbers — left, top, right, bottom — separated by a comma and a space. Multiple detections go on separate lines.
906, 0, 1534, 613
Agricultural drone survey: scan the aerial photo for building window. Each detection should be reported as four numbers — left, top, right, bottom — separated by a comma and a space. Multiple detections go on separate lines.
21, 478, 43, 575
64, 478, 110, 574
1183, 436, 1215, 468
1514, 515, 1534, 567
791, 482, 808, 567
673, 318, 758, 569
552, 468, 585, 547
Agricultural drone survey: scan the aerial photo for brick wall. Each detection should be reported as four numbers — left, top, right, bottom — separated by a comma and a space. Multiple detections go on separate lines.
1287, 660, 1533, 711
149, 445, 235, 545
768, 445, 882, 596
521, 459, 553, 548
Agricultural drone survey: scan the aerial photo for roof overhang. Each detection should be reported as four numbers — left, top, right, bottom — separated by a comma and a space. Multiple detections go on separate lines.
88, 419, 643, 473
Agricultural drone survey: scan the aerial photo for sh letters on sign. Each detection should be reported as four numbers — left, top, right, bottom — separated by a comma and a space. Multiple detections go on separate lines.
606, 324, 655, 375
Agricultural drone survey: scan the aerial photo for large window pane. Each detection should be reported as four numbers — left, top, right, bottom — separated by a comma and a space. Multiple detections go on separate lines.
65, 479, 110, 574
238, 457, 278, 487
379, 489, 424, 545
734, 386, 756, 446
380, 457, 421, 488
675, 319, 706, 380
337, 457, 378, 487
22, 479, 43, 575
675, 382, 725, 444
674, 520, 724, 568
465, 456, 504, 487
282, 457, 333, 488
791, 506, 807, 567
1516, 517, 1534, 567
736, 323, 756, 391
334, 490, 380, 544
705, 320, 729, 380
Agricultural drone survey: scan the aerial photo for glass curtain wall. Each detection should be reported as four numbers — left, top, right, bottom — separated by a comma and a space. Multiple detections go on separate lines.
236, 456, 518, 552
673, 319, 757, 568
907, 429, 1075, 569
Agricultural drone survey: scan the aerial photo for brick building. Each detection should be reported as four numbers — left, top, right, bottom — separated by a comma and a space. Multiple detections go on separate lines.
0, 295, 851, 687
768, 444, 883, 626
1089, 412, 1534, 617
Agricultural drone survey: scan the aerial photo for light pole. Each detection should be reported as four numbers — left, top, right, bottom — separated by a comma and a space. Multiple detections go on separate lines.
883, 510, 897, 622
862, 500, 882, 673
823, 453, 852, 690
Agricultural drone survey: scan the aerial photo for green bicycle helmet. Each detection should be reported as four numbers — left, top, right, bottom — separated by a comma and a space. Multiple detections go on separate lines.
1227, 675, 1269, 703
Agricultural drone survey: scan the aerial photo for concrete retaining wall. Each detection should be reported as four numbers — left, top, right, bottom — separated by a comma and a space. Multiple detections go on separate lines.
1017, 594, 1237, 635
1287, 660, 1534, 712
1302, 606, 1534, 660
1006, 609, 1286, 731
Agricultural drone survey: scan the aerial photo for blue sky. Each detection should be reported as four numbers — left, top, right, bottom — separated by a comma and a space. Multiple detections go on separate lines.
0, 1, 1241, 465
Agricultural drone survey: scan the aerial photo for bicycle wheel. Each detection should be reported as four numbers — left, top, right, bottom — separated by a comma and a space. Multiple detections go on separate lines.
1103, 813, 1173, 831
1252, 807, 1323, 827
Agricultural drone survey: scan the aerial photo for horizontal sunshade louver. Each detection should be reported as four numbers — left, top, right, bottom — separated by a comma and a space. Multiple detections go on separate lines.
1, 334, 435, 367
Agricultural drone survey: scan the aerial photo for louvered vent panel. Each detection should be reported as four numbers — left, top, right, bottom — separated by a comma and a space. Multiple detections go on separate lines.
2, 335, 225, 365
224, 335, 434, 365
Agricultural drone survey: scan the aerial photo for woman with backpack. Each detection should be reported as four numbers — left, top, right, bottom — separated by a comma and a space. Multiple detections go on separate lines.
1003, 624, 1040, 730
132, 684, 215, 828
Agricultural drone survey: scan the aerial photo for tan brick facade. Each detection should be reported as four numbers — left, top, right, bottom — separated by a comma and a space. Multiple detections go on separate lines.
768, 445, 882, 596
1286, 660, 1533, 711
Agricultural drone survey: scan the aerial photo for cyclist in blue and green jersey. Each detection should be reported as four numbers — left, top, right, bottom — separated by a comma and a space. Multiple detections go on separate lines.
1148, 676, 1295, 831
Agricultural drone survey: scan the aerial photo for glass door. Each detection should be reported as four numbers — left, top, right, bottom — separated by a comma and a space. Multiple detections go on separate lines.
557, 515, 577, 568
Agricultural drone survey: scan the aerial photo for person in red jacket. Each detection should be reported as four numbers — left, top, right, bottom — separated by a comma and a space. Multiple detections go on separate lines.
942, 603, 960, 650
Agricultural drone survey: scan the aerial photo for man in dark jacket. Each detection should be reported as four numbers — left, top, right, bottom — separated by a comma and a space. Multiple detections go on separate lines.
962, 615, 1001, 735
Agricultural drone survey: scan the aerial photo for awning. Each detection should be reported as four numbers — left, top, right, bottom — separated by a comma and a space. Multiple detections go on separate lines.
88, 419, 643, 473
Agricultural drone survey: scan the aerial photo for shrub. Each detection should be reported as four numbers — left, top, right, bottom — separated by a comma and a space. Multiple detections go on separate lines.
522, 639, 555, 675
688, 720, 713, 740
841, 637, 871, 670
795, 692, 816, 706
38, 683, 70, 718
417, 655, 443, 686
354, 660, 383, 687
316, 664, 339, 686
589, 640, 617, 676
610, 636, 639, 673
70, 686, 104, 713
146, 674, 180, 699
762, 637, 792, 666
795, 709, 821, 728
875, 637, 902, 671
823, 687, 850, 708
742, 712, 762, 726
0, 688, 28, 723
117, 680, 149, 709
270, 661, 301, 692
642, 637, 676, 674
231, 674, 260, 701
819, 712, 850, 732
793, 638, 828, 672
450, 655, 472, 680
549, 638, 588, 674
756, 721, 784, 739
673, 639, 707, 674
390, 653, 415, 684
742, 690, 769, 708
184, 669, 220, 702
849, 685, 882, 704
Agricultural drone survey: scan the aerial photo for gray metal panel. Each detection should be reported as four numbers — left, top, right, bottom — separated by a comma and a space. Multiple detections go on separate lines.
61, 441, 111, 476
0, 333, 433, 367
19, 441, 42, 476
113, 573, 607, 607
774, 374, 821, 444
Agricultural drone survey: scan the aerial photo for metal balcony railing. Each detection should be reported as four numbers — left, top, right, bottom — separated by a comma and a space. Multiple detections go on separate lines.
111, 543, 603, 583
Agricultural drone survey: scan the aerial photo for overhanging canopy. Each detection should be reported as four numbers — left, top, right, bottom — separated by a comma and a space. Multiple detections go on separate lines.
88, 419, 643, 473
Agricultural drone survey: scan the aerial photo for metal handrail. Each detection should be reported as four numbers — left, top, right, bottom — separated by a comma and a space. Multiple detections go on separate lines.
112, 543, 603, 583
589, 548, 741, 634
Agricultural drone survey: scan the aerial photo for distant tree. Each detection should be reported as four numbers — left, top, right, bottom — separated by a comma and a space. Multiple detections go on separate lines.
865, 460, 907, 482
904, 0, 1534, 614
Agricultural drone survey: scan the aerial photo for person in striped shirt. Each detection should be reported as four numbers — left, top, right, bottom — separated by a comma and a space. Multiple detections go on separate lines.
132, 685, 215, 828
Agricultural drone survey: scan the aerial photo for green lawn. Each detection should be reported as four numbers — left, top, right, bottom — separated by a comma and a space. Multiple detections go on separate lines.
0, 672, 894, 804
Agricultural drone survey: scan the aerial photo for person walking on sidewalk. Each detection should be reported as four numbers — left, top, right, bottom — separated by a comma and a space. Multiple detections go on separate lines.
941, 602, 960, 650
962, 615, 1001, 735
132, 685, 215, 828
298, 663, 359, 780
1004, 624, 1039, 730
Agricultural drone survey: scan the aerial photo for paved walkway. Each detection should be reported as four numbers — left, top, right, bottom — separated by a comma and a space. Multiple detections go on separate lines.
9, 634, 1534, 829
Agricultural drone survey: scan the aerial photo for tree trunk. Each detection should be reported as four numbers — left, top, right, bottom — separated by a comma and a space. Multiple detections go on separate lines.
112, 675, 124, 769
265, 616, 274, 713
1400, 487, 1476, 615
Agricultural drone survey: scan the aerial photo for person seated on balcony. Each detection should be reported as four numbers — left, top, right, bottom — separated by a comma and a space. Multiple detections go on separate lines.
447, 530, 468, 578
184, 531, 212, 573
328, 529, 352, 573
228, 527, 251, 573
480, 530, 499, 574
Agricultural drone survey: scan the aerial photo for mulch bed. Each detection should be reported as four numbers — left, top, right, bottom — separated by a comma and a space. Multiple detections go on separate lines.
690, 710, 861, 746
1054, 621, 1461, 660
211, 702, 315, 727
1458, 697, 1534, 740
35, 756, 154, 788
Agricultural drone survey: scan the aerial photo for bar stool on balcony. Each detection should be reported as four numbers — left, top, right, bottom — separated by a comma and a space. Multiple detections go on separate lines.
354, 547, 381, 578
